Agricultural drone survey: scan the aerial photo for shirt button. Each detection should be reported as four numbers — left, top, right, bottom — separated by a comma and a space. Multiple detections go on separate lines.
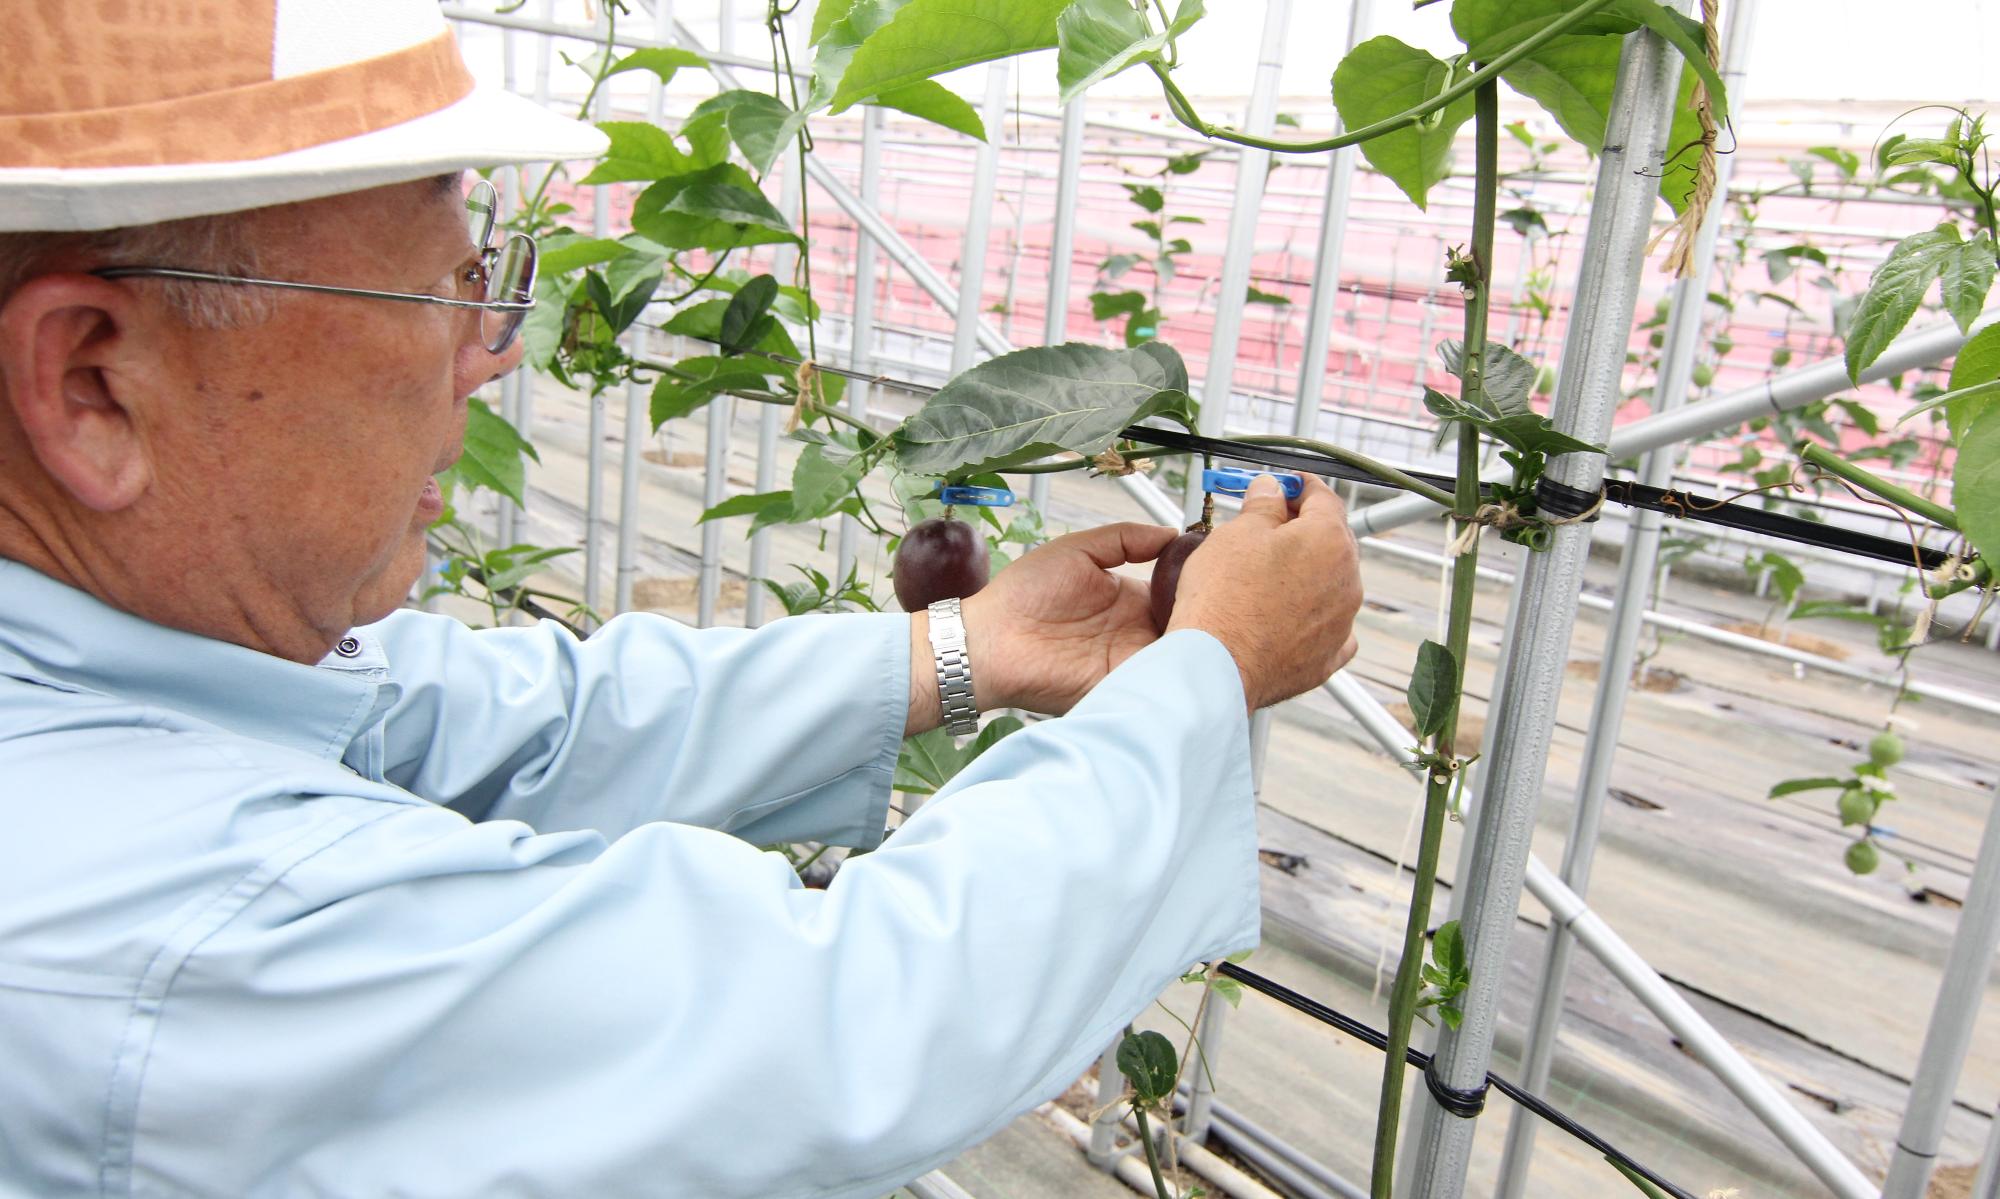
335, 637, 362, 658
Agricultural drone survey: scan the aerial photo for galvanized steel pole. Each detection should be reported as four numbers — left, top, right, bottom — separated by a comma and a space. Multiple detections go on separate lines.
581, 10, 613, 620
950, 63, 1012, 375
1407, 22, 1687, 1196
1185, 0, 1289, 524
1881, 784, 2000, 1197
1495, 3, 1755, 1191
1031, 98, 1088, 516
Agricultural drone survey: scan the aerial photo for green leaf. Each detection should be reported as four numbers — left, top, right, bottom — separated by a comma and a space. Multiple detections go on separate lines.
1763, 244, 1828, 286
1125, 183, 1166, 213
1449, 0, 1638, 62
688, 89, 797, 175
790, 441, 871, 521
721, 275, 781, 352
439, 398, 537, 507
1807, 145, 1860, 180
1897, 378, 2000, 431
1056, 0, 1204, 105
1845, 225, 1967, 382
1090, 289, 1150, 320
1954, 407, 2000, 566
892, 342, 1196, 475
1944, 322, 2000, 442
1331, 37, 1477, 210
831, 0, 1068, 113
680, 109, 733, 168
801, 0, 917, 113
868, 80, 986, 141
1245, 285, 1292, 306
893, 714, 1025, 793
1405, 640, 1458, 740
1437, 340, 1537, 416
811, 0, 862, 44
1116, 1029, 1180, 1105
1432, 919, 1467, 976
1767, 776, 1848, 798
1491, 33, 1623, 153
650, 357, 775, 428
698, 490, 793, 524
581, 121, 696, 184
604, 46, 709, 87
1160, 150, 1209, 175
536, 234, 634, 278
1938, 232, 1998, 333
632, 163, 797, 252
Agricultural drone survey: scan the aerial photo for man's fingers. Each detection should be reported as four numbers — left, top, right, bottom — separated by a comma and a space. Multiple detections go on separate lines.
1295, 473, 1346, 523
1052, 521, 1181, 568
1332, 630, 1361, 674
1234, 472, 1291, 527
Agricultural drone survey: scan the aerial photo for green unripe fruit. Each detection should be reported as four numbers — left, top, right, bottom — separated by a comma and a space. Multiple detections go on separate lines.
1845, 839, 1880, 875
1691, 363, 1716, 388
1837, 787, 1873, 827
1868, 731, 1905, 768
1772, 347, 1793, 367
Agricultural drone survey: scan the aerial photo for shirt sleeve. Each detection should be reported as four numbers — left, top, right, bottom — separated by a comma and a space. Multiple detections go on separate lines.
130, 631, 1261, 1199
365, 607, 909, 848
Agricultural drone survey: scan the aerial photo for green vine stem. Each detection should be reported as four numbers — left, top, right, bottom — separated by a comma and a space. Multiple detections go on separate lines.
1130, 1106, 1173, 1199
1144, 0, 1619, 155
1796, 441, 1960, 530
1368, 77, 1500, 1199
1231, 434, 1457, 508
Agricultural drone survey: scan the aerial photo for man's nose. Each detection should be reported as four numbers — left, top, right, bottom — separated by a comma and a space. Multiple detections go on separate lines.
457, 335, 525, 398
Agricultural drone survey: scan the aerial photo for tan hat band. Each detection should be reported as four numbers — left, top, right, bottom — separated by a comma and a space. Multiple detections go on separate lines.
0, 30, 474, 171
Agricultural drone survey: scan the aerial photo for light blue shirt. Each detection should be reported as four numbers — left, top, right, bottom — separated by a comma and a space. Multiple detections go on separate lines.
0, 559, 1260, 1198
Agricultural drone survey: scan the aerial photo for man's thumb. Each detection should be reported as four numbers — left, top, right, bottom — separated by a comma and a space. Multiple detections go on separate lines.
1238, 472, 1289, 525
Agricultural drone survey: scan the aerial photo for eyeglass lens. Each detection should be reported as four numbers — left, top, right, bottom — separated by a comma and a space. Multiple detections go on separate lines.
464, 179, 498, 251
483, 234, 536, 354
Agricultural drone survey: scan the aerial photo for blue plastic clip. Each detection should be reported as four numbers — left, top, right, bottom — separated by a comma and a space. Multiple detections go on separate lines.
936, 484, 1016, 508
1202, 467, 1303, 499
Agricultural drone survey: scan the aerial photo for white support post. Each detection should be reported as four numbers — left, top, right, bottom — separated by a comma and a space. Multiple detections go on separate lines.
1087, 1039, 1125, 1169
837, 108, 884, 589
581, 9, 611, 620
614, 0, 676, 616
1495, 4, 1756, 1192
951, 63, 1012, 375
1975, 1108, 2000, 1198
1408, 22, 1688, 1197
1186, 0, 1290, 524
745, 150, 804, 628
1290, 0, 1372, 443
696, 396, 733, 628
1031, 98, 1088, 516
1880, 785, 2000, 1197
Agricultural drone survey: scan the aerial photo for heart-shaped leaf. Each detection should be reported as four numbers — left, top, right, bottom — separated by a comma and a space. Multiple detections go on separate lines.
1331, 37, 1478, 211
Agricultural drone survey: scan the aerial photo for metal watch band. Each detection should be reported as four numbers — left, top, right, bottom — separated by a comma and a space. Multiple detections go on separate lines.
926, 597, 980, 737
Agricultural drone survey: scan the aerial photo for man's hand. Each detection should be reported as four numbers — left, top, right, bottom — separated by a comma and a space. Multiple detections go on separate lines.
1167, 473, 1362, 710
937, 522, 1179, 720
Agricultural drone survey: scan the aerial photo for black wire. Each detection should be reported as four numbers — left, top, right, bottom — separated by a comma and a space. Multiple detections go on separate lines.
1213, 962, 1703, 1199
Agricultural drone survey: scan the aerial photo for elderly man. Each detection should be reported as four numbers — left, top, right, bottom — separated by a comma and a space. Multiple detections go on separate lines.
0, 3, 1363, 1196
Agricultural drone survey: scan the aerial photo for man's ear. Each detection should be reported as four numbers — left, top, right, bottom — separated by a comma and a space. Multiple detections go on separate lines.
0, 274, 154, 512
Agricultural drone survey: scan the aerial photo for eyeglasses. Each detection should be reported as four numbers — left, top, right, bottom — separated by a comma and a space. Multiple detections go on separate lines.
92, 180, 537, 354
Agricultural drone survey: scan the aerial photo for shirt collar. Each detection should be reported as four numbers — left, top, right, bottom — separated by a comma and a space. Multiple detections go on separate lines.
0, 559, 398, 762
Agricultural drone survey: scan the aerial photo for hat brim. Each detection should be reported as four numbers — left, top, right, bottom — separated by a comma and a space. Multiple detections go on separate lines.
0, 86, 610, 233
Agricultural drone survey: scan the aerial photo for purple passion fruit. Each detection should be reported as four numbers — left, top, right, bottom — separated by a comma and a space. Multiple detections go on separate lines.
893, 517, 990, 610
1149, 526, 1209, 632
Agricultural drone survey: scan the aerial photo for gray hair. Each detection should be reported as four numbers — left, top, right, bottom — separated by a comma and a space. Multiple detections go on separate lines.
0, 211, 276, 328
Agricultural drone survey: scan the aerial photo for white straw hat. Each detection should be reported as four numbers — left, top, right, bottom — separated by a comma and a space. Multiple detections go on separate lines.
0, 0, 610, 232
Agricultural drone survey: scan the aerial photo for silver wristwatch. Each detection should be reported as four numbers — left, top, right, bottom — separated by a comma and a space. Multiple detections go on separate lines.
926, 597, 980, 737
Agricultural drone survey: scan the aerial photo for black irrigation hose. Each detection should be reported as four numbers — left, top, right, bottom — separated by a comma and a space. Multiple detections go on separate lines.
1213, 962, 1703, 1199
1122, 424, 1961, 573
